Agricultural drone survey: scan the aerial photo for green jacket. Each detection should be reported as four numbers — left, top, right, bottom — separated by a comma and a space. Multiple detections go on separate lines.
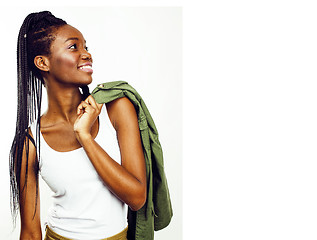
91, 81, 173, 240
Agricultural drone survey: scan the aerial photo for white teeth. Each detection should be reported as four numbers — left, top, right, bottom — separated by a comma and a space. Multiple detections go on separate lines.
79, 65, 92, 69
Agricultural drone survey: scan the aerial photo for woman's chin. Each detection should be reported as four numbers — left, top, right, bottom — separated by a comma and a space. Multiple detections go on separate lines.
81, 76, 93, 85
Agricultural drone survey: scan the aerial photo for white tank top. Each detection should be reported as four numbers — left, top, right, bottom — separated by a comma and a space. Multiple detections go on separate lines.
30, 104, 128, 240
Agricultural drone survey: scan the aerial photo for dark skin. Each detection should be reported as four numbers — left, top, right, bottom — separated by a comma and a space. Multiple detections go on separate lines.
19, 24, 146, 239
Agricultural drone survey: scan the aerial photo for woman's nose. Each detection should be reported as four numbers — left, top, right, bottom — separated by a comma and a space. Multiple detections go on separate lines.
82, 50, 93, 62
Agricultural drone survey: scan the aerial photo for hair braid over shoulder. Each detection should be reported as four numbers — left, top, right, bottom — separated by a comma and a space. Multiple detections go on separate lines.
9, 11, 67, 226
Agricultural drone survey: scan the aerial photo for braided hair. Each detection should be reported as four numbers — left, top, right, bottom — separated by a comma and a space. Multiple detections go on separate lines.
9, 11, 90, 226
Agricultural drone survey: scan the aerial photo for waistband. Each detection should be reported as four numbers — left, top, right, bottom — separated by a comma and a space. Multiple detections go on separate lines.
44, 226, 128, 240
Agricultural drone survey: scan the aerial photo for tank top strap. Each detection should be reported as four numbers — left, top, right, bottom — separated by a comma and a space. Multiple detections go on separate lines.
98, 103, 117, 138
29, 121, 38, 143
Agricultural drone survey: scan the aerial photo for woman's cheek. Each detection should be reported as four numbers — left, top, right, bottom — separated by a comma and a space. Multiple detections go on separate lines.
57, 52, 78, 68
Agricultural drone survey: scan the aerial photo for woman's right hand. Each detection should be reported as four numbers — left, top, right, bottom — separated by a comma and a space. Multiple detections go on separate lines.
73, 95, 103, 144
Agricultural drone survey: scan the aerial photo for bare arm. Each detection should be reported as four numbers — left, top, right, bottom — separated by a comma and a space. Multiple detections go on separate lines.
19, 132, 42, 239
74, 96, 146, 211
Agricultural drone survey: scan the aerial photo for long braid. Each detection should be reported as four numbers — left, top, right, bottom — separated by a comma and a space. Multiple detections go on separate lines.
9, 11, 67, 226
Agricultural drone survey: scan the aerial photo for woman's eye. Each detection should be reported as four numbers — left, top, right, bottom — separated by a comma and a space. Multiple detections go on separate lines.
69, 44, 77, 49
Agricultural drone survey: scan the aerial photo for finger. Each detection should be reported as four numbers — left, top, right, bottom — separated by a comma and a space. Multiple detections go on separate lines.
77, 101, 89, 115
85, 95, 102, 111
96, 102, 103, 110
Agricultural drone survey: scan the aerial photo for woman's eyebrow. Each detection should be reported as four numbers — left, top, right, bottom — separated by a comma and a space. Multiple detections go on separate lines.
64, 37, 86, 43
65, 37, 78, 42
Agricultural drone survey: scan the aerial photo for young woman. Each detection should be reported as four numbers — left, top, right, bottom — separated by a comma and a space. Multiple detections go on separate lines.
9, 11, 146, 240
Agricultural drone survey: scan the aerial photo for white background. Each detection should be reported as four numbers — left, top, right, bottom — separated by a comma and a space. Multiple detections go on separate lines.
0, 5, 182, 240
2, 0, 317, 240
183, 0, 317, 239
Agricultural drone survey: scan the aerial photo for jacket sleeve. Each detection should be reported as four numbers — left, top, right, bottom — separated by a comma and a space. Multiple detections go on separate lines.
91, 81, 173, 240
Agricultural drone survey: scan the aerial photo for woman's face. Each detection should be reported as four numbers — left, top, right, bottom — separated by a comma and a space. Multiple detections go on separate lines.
46, 24, 93, 86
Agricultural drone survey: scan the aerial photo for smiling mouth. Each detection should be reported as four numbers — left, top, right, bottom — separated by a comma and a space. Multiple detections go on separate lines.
78, 65, 93, 73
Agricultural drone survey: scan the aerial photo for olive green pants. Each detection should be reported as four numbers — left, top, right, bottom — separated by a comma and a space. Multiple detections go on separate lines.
44, 226, 128, 240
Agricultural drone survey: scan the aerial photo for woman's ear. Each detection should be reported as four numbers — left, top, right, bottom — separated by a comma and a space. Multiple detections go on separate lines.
34, 56, 50, 73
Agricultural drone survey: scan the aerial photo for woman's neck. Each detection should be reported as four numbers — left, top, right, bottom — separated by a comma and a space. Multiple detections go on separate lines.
44, 82, 83, 125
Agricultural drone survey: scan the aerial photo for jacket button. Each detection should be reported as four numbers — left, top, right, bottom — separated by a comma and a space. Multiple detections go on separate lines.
98, 84, 104, 88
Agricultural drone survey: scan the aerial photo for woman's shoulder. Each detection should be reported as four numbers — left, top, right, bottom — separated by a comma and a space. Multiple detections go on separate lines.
105, 97, 137, 131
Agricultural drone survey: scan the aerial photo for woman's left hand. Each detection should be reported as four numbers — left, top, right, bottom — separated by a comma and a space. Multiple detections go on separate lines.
74, 95, 103, 142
